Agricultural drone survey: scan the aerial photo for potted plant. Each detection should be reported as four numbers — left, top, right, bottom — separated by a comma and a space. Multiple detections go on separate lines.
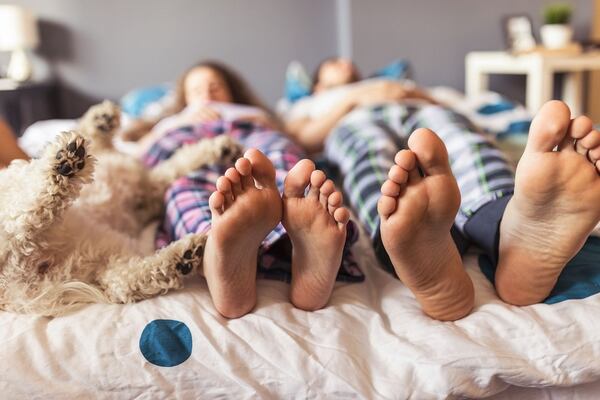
540, 3, 573, 49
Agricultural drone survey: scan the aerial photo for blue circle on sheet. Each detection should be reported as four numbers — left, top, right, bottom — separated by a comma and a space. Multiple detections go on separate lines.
139, 319, 192, 367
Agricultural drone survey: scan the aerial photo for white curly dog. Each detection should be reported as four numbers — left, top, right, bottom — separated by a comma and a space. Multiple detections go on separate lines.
0, 101, 243, 316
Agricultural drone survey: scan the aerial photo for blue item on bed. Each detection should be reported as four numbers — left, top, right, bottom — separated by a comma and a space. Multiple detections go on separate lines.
283, 58, 411, 103
479, 236, 600, 304
121, 84, 171, 118
371, 59, 410, 81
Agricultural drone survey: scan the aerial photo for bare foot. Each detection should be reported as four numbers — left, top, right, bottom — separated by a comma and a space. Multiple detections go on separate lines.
282, 160, 350, 311
496, 101, 600, 305
204, 148, 282, 318
377, 128, 474, 321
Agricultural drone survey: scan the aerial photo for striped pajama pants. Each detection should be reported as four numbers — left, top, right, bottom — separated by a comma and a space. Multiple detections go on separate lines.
143, 121, 364, 283
323, 103, 516, 269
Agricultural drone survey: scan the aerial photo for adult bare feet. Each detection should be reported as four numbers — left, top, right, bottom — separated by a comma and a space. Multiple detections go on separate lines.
204, 148, 282, 318
377, 128, 474, 321
496, 101, 600, 305
282, 160, 350, 311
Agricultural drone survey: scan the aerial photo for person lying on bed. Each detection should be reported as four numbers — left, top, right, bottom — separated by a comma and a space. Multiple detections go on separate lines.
286, 57, 600, 321
135, 62, 281, 154
142, 61, 364, 318
0, 118, 29, 168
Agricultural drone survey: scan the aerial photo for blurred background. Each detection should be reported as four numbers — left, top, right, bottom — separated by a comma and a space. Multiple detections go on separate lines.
0, 0, 597, 130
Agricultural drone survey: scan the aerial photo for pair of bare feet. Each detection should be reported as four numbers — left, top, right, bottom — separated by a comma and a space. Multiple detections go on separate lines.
201, 149, 350, 318
378, 100, 600, 320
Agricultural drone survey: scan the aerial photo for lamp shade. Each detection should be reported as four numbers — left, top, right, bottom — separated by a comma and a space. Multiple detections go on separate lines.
0, 5, 39, 51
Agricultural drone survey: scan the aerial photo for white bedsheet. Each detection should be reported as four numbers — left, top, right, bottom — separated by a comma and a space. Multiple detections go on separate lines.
2, 229, 600, 399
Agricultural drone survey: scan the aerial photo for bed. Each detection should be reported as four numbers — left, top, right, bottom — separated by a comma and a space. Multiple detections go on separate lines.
5, 86, 600, 399
2, 226, 600, 398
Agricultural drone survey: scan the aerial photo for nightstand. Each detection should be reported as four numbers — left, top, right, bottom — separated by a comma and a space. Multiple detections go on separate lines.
0, 79, 58, 135
465, 51, 600, 116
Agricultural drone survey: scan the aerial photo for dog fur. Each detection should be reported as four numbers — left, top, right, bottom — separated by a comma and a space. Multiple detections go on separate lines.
0, 101, 243, 316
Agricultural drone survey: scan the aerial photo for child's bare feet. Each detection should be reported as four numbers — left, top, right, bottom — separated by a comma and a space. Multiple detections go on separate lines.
496, 101, 600, 305
282, 160, 350, 311
377, 128, 474, 321
204, 148, 282, 318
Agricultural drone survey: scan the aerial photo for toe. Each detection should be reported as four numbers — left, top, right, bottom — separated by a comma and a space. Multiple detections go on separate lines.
235, 157, 254, 188
589, 145, 600, 164
527, 100, 571, 153
575, 129, 600, 158
308, 170, 326, 199
319, 179, 335, 207
209, 191, 225, 216
568, 116, 593, 139
377, 195, 398, 219
244, 148, 277, 189
559, 116, 593, 152
394, 149, 416, 171
327, 190, 343, 214
216, 176, 233, 208
388, 165, 408, 184
333, 207, 350, 228
381, 179, 402, 197
407, 128, 451, 176
225, 167, 242, 196
394, 149, 421, 182
284, 159, 314, 198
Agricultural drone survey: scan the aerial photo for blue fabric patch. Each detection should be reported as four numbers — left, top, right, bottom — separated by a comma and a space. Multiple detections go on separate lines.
477, 100, 515, 115
372, 59, 410, 80
139, 319, 192, 367
284, 62, 313, 103
496, 120, 532, 139
479, 236, 600, 304
121, 84, 171, 118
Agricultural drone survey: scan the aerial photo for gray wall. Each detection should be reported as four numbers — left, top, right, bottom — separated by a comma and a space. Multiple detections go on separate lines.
3, 0, 337, 116
1, 0, 595, 116
350, 0, 594, 103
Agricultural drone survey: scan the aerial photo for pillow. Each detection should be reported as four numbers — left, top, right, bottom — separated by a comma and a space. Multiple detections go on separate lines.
120, 84, 172, 118
371, 58, 410, 80
284, 61, 313, 103
283, 58, 411, 104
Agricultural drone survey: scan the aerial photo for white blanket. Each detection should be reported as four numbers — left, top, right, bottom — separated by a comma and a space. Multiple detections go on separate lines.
2, 229, 600, 399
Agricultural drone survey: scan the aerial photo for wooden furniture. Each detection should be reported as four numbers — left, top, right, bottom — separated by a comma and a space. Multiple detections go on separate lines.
0, 79, 58, 135
466, 50, 600, 116
588, 0, 600, 122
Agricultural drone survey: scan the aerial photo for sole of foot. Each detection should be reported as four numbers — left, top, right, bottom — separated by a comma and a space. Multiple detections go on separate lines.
203, 148, 282, 318
496, 100, 600, 305
378, 128, 474, 321
282, 159, 350, 311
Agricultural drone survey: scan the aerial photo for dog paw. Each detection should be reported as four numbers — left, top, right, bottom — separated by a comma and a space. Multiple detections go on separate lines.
175, 235, 207, 275
214, 136, 244, 165
55, 134, 87, 177
81, 100, 121, 134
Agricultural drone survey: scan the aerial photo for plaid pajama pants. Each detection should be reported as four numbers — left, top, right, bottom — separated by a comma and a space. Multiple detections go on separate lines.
143, 121, 364, 283
323, 103, 515, 262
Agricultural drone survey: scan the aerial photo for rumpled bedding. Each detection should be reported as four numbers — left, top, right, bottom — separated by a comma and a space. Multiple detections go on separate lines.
8, 89, 600, 398
1, 229, 600, 398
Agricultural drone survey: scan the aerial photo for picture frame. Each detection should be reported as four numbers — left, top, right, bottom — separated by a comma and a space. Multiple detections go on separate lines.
502, 14, 537, 53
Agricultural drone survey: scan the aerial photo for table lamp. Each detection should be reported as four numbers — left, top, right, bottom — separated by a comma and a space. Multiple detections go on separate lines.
0, 5, 39, 82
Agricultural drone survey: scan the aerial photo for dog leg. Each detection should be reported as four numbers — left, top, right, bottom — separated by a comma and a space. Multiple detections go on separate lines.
9, 131, 94, 242
97, 233, 206, 303
79, 100, 121, 151
147, 135, 244, 192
